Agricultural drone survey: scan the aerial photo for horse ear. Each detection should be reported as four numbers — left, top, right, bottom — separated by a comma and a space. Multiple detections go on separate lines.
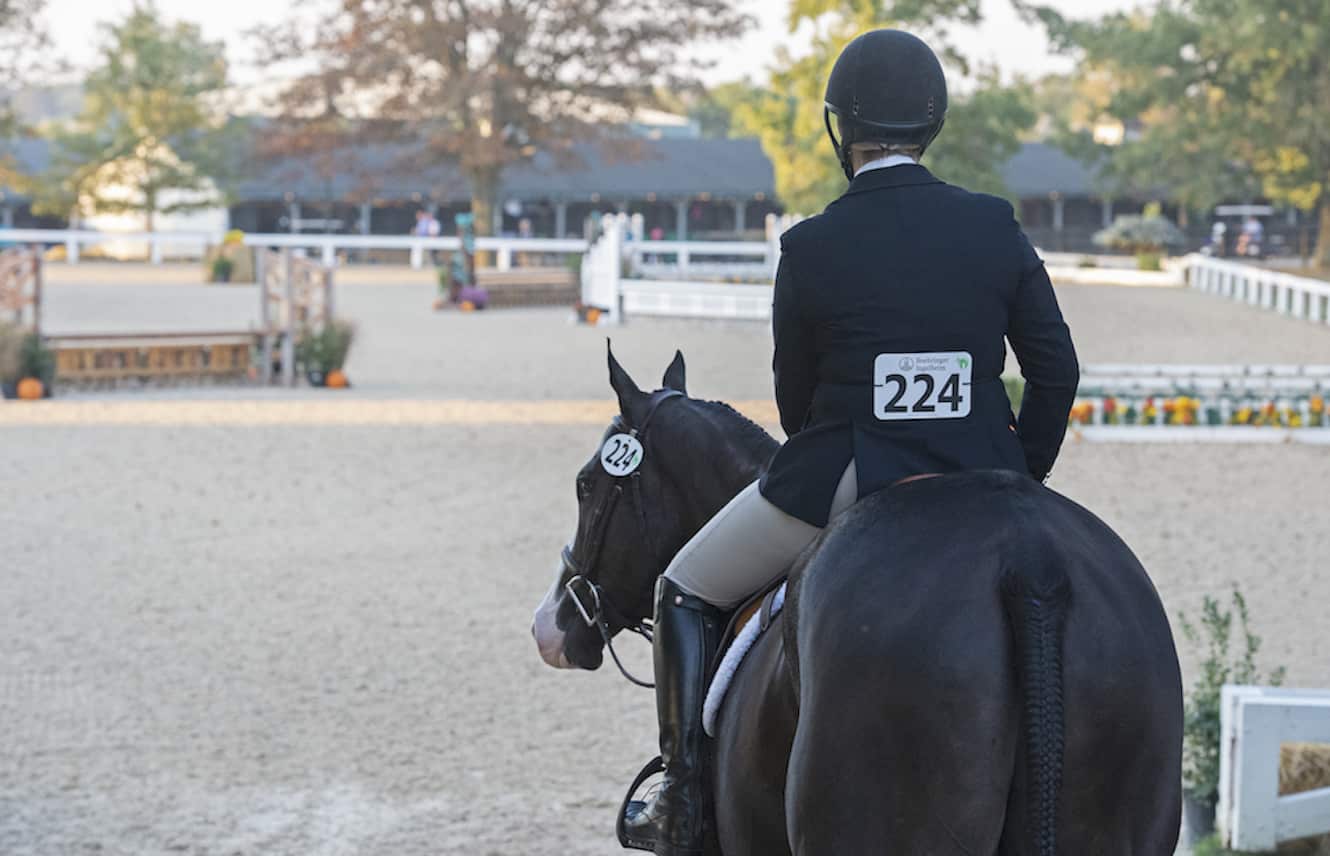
662, 350, 686, 394
607, 339, 646, 420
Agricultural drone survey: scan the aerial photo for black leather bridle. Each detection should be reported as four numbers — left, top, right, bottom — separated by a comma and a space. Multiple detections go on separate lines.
560, 389, 683, 689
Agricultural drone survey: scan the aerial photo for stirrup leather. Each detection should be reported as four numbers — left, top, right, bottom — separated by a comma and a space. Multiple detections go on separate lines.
617, 755, 665, 851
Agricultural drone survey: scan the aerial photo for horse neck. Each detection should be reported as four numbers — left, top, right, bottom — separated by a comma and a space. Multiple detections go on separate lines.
666, 400, 778, 532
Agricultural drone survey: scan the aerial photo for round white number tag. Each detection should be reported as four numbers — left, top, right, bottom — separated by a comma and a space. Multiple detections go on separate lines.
600, 433, 644, 476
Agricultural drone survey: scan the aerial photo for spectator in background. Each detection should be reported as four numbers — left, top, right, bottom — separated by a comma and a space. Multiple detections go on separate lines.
413, 209, 441, 264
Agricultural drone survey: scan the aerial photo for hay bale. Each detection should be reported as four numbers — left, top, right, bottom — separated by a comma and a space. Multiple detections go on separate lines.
1276, 743, 1330, 854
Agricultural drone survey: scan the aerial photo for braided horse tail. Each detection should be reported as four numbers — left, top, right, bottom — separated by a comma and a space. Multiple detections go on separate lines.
1001, 561, 1071, 856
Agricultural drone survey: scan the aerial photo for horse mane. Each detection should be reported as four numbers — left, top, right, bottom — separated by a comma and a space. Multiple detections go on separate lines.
693, 398, 780, 464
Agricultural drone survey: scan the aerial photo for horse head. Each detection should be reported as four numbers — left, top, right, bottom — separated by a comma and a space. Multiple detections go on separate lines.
531, 343, 776, 672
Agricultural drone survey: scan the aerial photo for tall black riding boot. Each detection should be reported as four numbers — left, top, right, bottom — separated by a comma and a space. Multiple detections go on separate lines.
621, 577, 724, 856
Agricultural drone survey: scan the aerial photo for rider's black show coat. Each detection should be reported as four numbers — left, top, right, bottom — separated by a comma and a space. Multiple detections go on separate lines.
759, 164, 1079, 526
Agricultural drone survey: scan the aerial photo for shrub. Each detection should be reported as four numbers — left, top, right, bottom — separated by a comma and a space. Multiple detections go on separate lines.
210, 254, 235, 282
1179, 588, 1286, 804
1003, 375, 1025, 414
1093, 213, 1186, 256
18, 332, 55, 387
295, 319, 356, 374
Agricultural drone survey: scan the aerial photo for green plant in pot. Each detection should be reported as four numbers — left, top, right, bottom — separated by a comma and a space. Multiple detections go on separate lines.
210, 254, 235, 283
295, 319, 356, 387
1178, 588, 1286, 845
1093, 203, 1186, 270
18, 332, 56, 396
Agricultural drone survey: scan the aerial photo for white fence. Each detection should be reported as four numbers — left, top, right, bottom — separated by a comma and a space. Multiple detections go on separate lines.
582, 214, 786, 322
0, 227, 588, 271
1186, 254, 1330, 323
1218, 685, 1330, 850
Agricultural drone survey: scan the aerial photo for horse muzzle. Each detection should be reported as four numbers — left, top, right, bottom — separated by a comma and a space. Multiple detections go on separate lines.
532, 588, 576, 669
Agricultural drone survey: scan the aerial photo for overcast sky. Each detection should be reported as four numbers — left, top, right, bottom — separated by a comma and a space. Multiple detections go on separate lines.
43, 0, 1142, 87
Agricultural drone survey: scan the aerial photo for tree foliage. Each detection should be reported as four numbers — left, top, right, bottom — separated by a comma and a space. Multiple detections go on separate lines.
0, 0, 50, 134
34, 3, 231, 229
255, 0, 753, 238
726, 1, 1036, 214
1027, 0, 1330, 263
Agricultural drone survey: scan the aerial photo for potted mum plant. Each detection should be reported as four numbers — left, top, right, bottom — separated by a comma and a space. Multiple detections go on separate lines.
1177, 588, 1286, 845
295, 319, 356, 388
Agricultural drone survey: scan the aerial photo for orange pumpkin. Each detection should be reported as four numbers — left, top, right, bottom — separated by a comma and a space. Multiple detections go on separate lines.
460, 300, 476, 312
586, 308, 602, 325
325, 369, 349, 389
16, 377, 43, 400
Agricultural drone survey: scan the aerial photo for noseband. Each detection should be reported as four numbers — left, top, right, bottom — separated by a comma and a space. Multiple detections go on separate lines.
561, 389, 683, 689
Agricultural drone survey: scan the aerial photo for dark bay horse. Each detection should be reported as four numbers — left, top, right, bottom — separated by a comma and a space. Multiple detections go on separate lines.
532, 348, 1183, 855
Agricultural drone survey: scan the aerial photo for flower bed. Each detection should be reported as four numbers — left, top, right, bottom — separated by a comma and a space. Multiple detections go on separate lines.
1070, 394, 1328, 428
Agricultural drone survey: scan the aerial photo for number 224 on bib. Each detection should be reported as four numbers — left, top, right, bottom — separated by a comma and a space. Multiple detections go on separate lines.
873, 351, 972, 421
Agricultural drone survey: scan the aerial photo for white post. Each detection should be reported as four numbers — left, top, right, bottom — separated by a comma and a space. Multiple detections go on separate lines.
66, 234, 79, 264
410, 242, 423, 269
321, 240, 336, 268
497, 246, 512, 271
150, 234, 162, 264
257, 250, 273, 385
604, 214, 624, 324
282, 250, 296, 387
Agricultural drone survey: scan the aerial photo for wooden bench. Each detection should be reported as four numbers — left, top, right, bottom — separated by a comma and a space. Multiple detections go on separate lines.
477, 267, 578, 307
47, 331, 258, 386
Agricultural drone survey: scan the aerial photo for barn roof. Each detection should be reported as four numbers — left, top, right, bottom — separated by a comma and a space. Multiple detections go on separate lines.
4, 132, 1106, 206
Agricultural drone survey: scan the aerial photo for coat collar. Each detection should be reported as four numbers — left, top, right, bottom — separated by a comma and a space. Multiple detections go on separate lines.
840, 163, 942, 198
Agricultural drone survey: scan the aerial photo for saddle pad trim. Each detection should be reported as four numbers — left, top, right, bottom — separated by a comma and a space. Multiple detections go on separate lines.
702, 582, 786, 737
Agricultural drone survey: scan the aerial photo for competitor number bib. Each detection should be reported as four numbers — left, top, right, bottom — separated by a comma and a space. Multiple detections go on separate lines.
600, 433, 644, 476
873, 351, 973, 421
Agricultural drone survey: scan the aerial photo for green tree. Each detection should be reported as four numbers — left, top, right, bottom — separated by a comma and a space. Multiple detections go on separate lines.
256, 0, 753, 245
656, 81, 770, 140
34, 3, 229, 229
0, 0, 50, 135
1027, 0, 1330, 264
729, 2, 1036, 213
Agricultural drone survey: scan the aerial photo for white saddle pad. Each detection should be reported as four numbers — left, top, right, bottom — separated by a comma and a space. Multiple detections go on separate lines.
702, 582, 786, 737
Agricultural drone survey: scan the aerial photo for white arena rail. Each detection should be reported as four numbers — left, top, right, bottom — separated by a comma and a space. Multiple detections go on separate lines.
1218, 685, 1330, 850
582, 214, 779, 322
1186, 254, 1330, 324
620, 279, 772, 321
0, 227, 589, 270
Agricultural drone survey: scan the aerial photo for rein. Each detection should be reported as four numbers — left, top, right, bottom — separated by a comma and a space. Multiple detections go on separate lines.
561, 389, 684, 689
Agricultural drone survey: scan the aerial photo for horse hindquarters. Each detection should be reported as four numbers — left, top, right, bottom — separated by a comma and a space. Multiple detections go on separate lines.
783, 536, 1021, 855
1021, 537, 1184, 855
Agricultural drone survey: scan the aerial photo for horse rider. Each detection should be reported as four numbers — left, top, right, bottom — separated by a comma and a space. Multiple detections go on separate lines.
622, 29, 1080, 856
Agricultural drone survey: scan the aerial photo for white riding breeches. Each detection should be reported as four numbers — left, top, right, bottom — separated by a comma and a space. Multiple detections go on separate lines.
663, 462, 859, 609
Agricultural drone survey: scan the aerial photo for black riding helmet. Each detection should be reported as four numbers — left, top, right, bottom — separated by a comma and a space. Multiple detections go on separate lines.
824, 29, 948, 181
